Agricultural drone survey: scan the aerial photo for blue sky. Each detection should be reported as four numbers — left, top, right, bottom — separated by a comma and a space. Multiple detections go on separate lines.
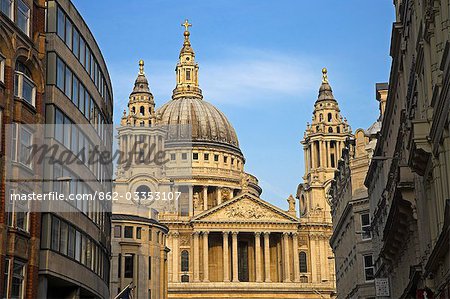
73, 0, 395, 209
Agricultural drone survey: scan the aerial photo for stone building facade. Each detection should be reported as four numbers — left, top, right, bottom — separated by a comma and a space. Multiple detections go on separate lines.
112, 21, 342, 299
0, 0, 46, 298
365, 0, 450, 297
1, 0, 113, 298
329, 83, 388, 299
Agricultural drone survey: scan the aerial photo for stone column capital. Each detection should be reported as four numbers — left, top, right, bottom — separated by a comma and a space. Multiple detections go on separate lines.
231, 231, 239, 236
172, 231, 180, 238
202, 231, 209, 236
192, 231, 200, 236
263, 231, 271, 236
254, 232, 262, 237
222, 231, 230, 235
292, 232, 299, 237
282, 232, 290, 237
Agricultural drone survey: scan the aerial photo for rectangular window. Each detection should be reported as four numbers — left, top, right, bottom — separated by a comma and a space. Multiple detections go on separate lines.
56, 57, 65, 91
72, 76, 79, 107
361, 213, 371, 240
182, 153, 187, 160
73, 28, 80, 59
0, 0, 13, 19
17, 0, 30, 35
170, 153, 176, 160
136, 227, 142, 239
59, 221, 68, 255
124, 226, 133, 238
14, 72, 36, 107
65, 67, 72, 99
114, 225, 121, 238
186, 69, 191, 80
55, 109, 64, 144
65, 19, 73, 50
224, 156, 228, 163
214, 154, 219, 162
12, 125, 33, 168
68, 226, 75, 258
204, 153, 209, 161
363, 255, 374, 281
11, 260, 25, 299
51, 217, 60, 251
79, 38, 86, 67
192, 153, 198, 160
148, 257, 151, 280
75, 230, 81, 262
57, 6, 65, 39
124, 254, 134, 278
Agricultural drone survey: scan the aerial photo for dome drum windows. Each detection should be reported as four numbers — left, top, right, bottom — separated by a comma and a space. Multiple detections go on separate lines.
299, 251, 308, 273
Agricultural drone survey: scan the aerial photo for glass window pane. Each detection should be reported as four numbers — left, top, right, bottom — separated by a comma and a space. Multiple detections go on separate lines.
73, 29, 80, 59
75, 231, 81, 261
55, 109, 64, 143
17, 0, 30, 35
56, 57, 65, 91
51, 217, 60, 251
79, 38, 86, 67
21, 76, 34, 105
1, 0, 13, 19
65, 67, 72, 99
19, 128, 32, 166
72, 76, 79, 106
68, 226, 75, 258
60, 221, 68, 255
57, 6, 65, 39
65, 19, 73, 50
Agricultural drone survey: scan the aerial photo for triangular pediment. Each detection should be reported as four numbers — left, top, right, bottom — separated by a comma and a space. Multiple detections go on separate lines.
192, 193, 299, 223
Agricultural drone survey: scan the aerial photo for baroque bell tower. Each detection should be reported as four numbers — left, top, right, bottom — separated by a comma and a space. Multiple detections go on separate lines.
296, 69, 352, 286
298, 68, 352, 221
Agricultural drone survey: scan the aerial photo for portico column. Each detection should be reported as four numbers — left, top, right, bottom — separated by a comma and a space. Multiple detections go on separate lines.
203, 186, 208, 211
172, 232, 179, 282
203, 231, 209, 282
193, 232, 200, 282
232, 231, 239, 282
188, 185, 193, 217
223, 231, 230, 282
292, 232, 300, 282
283, 232, 291, 282
263, 232, 271, 282
325, 140, 330, 167
217, 187, 222, 205
167, 233, 173, 282
255, 232, 262, 282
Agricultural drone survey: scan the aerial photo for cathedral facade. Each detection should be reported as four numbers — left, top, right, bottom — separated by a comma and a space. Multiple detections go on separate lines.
112, 21, 348, 299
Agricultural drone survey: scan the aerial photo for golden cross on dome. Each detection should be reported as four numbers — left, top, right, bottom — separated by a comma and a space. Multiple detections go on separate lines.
182, 19, 192, 32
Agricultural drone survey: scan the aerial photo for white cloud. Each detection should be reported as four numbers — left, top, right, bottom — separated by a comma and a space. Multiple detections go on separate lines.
109, 47, 320, 120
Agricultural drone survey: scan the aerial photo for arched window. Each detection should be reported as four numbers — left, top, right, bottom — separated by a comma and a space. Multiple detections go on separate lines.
328, 127, 333, 133
181, 274, 189, 282
328, 113, 332, 122
319, 113, 323, 121
140, 106, 145, 116
181, 250, 189, 272
337, 126, 341, 133
300, 275, 308, 283
299, 252, 308, 273
131, 106, 135, 114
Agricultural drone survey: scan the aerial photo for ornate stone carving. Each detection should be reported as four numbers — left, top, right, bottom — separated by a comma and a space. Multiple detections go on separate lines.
193, 192, 203, 210
179, 234, 190, 246
221, 188, 231, 201
225, 203, 267, 219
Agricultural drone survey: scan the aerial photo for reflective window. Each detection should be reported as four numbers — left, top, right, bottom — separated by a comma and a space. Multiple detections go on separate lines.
181, 250, 189, 272
364, 255, 374, 281
124, 254, 134, 278
14, 62, 36, 107
361, 213, 371, 240
299, 252, 308, 273
0, 0, 13, 19
17, 0, 30, 35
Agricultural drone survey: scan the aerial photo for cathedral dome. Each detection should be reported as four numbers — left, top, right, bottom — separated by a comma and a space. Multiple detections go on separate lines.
156, 97, 240, 149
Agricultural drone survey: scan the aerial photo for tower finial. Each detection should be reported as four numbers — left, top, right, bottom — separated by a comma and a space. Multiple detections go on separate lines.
322, 67, 328, 83
139, 60, 144, 75
182, 19, 192, 32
